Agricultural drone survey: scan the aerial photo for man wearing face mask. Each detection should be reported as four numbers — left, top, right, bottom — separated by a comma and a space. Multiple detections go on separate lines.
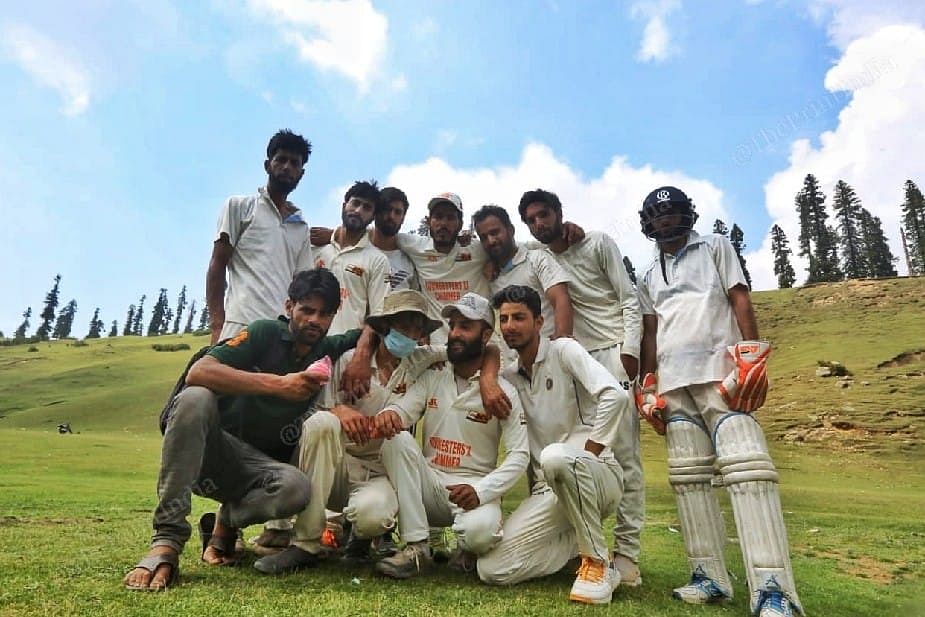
253, 290, 505, 573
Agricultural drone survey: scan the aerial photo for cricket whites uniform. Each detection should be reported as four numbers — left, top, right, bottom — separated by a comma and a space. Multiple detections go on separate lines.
478, 337, 629, 584
396, 234, 491, 345
291, 347, 445, 554
638, 231, 803, 614
216, 187, 313, 339
380, 247, 419, 291
314, 230, 391, 335
542, 230, 644, 561
379, 366, 529, 555
490, 247, 570, 364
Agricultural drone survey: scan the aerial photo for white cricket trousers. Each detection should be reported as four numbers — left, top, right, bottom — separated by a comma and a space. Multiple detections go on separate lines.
291, 411, 398, 554
477, 443, 623, 585
380, 432, 503, 555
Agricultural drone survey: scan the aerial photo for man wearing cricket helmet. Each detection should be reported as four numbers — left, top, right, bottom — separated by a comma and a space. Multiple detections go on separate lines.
635, 186, 804, 617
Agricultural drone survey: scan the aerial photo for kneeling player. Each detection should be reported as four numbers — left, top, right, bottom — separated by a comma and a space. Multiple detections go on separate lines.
478, 285, 631, 605
373, 293, 529, 579
635, 186, 804, 616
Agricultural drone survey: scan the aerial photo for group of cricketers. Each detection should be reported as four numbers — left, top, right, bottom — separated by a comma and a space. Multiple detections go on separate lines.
123, 130, 804, 617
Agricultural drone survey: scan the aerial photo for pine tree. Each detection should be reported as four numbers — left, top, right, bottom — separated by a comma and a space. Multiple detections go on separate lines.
109, 320, 119, 337
713, 219, 728, 236
52, 299, 78, 339
172, 285, 187, 334
148, 289, 169, 336
87, 308, 104, 338
858, 209, 898, 278
132, 295, 146, 336
832, 181, 864, 279
770, 224, 796, 289
729, 224, 753, 289
14, 307, 32, 341
123, 305, 135, 335
160, 308, 173, 336
184, 300, 197, 334
795, 175, 841, 283
901, 180, 925, 275
416, 216, 430, 236
198, 304, 210, 331
622, 256, 637, 285
35, 274, 62, 340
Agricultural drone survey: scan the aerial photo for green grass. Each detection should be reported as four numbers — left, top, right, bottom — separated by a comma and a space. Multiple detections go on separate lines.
1, 279, 924, 616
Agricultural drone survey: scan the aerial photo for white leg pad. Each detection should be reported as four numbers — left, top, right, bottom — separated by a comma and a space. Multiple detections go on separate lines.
667, 418, 733, 598
715, 413, 804, 615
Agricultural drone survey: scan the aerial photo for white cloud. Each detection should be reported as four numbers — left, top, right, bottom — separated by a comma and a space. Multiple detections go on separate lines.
749, 24, 925, 288
1, 22, 92, 116
384, 142, 730, 273
246, 0, 388, 93
630, 0, 681, 63
806, 1, 925, 49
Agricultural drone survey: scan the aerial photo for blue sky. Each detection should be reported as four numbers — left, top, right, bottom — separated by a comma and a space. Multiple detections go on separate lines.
2, 1, 923, 337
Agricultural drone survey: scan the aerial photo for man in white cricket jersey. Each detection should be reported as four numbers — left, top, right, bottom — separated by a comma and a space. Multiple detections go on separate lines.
472, 205, 574, 343
313, 180, 391, 335
374, 187, 419, 291
635, 186, 803, 617
372, 293, 529, 579
518, 188, 645, 586
478, 285, 630, 605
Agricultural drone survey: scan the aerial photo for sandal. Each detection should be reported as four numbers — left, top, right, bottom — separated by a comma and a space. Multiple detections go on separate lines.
199, 512, 243, 566
124, 552, 179, 591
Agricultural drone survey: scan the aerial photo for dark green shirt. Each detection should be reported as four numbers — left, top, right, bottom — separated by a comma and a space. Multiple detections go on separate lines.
208, 318, 361, 462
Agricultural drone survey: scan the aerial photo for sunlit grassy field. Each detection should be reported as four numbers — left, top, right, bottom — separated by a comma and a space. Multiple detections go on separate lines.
1, 278, 923, 616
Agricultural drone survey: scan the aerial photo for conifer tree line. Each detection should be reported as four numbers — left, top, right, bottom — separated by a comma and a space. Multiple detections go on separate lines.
7, 276, 202, 343
779, 174, 915, 287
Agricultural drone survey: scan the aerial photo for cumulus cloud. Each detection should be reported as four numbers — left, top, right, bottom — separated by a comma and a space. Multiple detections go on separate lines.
1, 22, 92, 116
806, 0, 925, 50
749, 24, 925, 287
383, 142, 730, 273
246, 0, 388, 93
630, 0, 681, 63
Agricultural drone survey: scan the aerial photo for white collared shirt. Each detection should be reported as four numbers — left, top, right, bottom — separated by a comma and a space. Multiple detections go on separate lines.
638, 232, 747, 394
540, 231, 641, 356
217, 187, 313, 325
396, 234, 491, 345
315, 228, 391, 335
503, 337, 629, 489
490, 247, 569, 339
382, 365, 529, 505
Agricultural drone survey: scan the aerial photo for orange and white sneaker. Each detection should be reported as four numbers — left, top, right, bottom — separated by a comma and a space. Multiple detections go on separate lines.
569, 556, 617, 604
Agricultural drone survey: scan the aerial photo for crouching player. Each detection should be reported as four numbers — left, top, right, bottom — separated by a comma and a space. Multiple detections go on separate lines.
478, 285, 631, 605
373, 293, 529, 579
635, 186, 804, 617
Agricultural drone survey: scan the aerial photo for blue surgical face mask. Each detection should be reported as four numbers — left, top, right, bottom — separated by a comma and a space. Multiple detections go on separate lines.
384, 329, 418, 358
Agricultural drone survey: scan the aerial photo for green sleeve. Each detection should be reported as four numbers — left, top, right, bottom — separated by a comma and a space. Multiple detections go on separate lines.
319, 328, 363, 362
208, 320, 276, 369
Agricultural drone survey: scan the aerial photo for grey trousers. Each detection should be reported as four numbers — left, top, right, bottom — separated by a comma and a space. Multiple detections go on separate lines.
151, 386, 312, 552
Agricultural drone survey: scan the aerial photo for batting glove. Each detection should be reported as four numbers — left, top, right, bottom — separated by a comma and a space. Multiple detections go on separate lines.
718, 340, 771, 413
634, 373, 667, 435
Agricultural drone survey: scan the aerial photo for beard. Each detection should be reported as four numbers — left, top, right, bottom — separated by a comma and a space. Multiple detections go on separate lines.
268, 171, 300, 195
342, 212, 368, 233
292, 322, 325, 346
447, 335, 483, 363
376, 220, 400, 236
532, 223, 560, 244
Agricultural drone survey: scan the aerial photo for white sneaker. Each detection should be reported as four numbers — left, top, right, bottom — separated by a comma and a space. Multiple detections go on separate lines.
610, 553, 642, 587
569, 556, 617, 604
672, 568, 730, 605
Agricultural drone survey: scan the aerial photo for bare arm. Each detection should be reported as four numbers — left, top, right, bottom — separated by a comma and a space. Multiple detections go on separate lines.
310, 227, 333, 246
186, 355, 322, 401
340, 326, 380, 401
728, 284, 759, 340
479, 342, 511, 419
206, 236, 233, 344
545, 282, 574, 339
639, 314, 659, 377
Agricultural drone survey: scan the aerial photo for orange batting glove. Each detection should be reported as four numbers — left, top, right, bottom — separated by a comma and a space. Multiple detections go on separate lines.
634, 373, 667, 435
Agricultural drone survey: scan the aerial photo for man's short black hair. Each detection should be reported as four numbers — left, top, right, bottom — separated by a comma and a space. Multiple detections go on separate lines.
344, 180, 381, 206
379, 186, 409, 215
517, 189, 562, 221
492, 285, 542, 318
472, 204, 513, 229
267, 129, 312, 165
288, 268, 341, 313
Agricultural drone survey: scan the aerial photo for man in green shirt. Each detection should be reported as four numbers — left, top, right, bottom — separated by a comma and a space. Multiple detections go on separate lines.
124, 268, 368, 591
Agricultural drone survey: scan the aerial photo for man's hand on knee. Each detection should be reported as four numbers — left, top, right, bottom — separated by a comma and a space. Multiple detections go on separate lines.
446, 484, 480, 511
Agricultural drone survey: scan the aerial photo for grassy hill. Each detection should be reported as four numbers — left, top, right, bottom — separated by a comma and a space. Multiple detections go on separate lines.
0, 278, 923, 617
